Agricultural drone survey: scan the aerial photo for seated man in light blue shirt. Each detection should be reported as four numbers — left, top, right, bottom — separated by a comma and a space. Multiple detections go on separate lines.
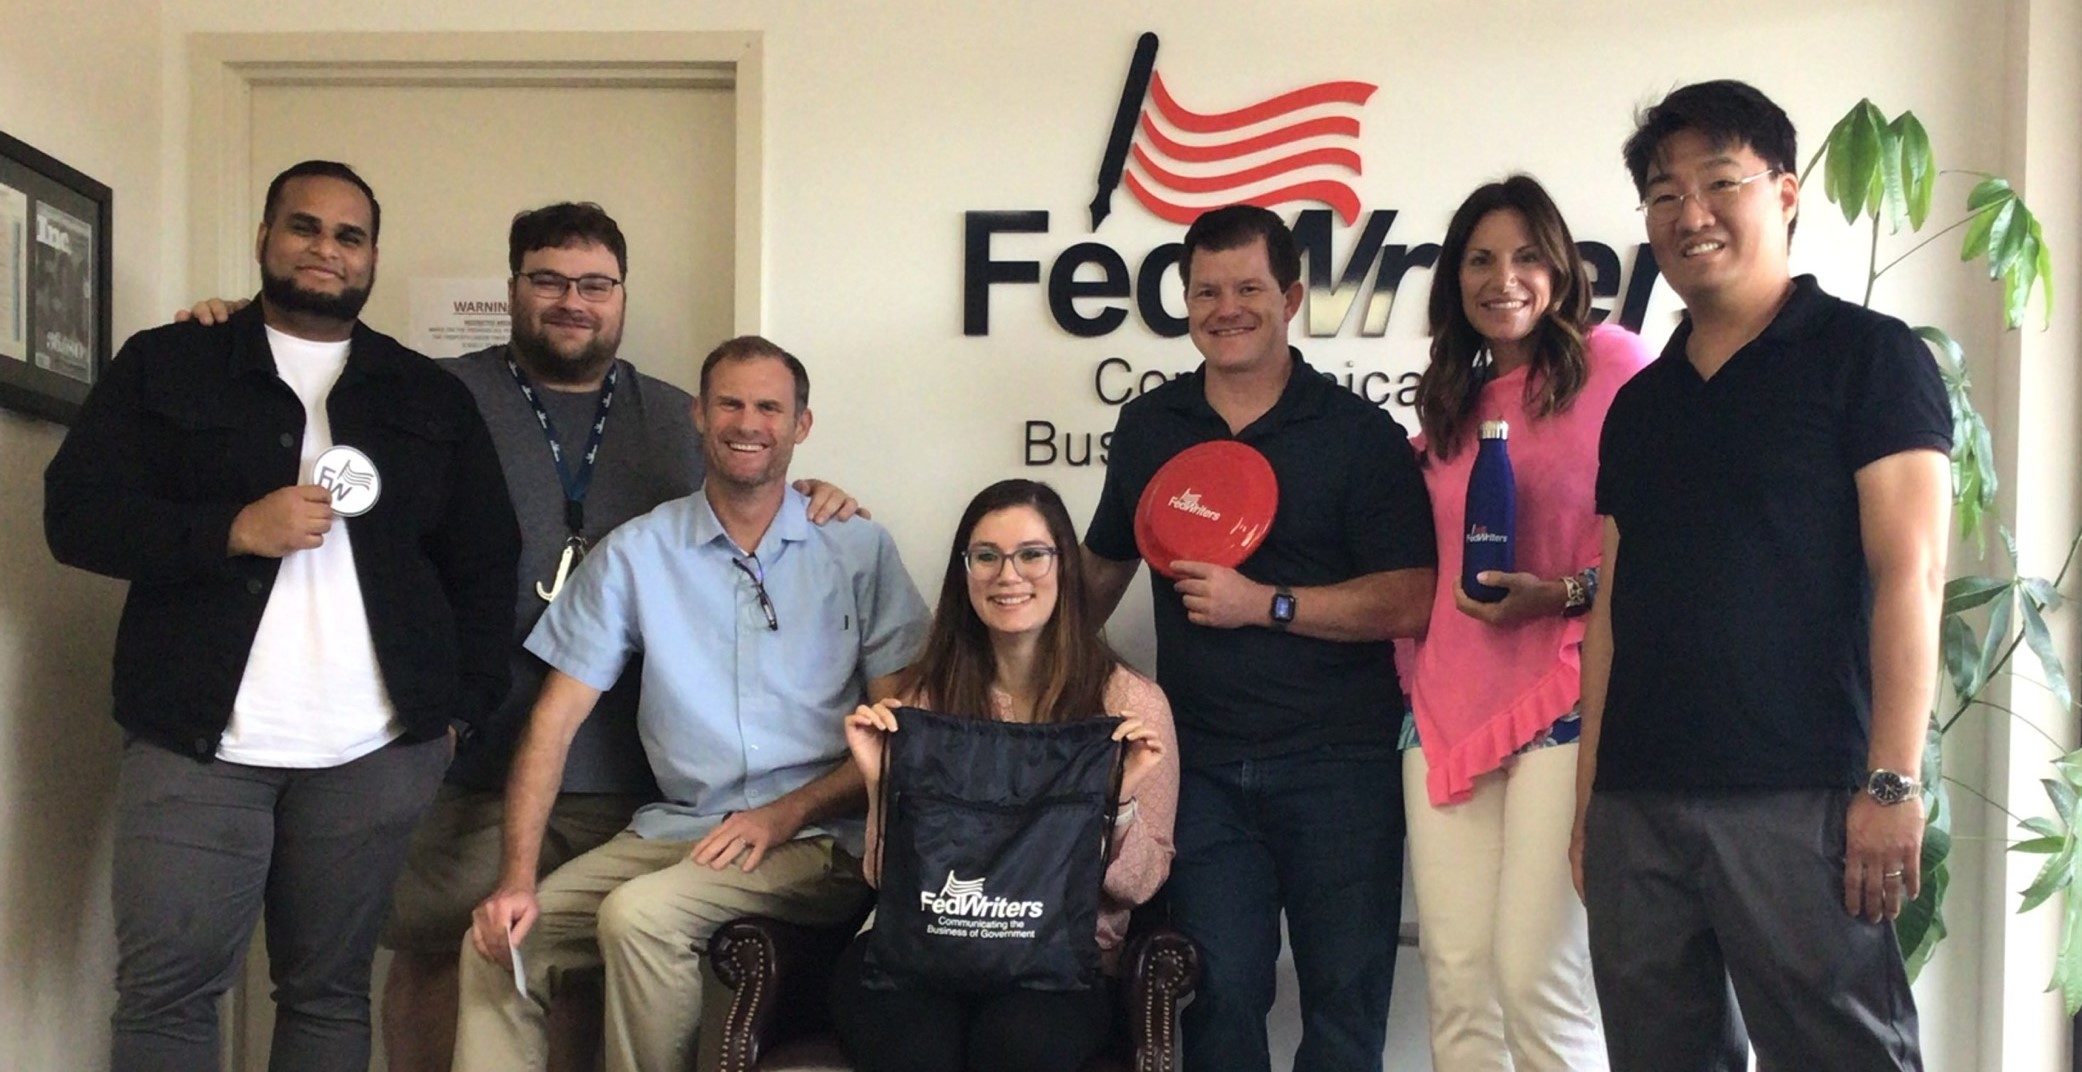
453, 335, 929, 1072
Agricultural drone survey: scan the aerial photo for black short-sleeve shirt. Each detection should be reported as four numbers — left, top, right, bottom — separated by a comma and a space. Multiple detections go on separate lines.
1594, 276, 1951, 791
1087, 348, 1435, 767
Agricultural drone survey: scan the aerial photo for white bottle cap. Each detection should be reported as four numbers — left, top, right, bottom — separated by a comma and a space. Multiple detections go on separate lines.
1479, 420, 1510, 440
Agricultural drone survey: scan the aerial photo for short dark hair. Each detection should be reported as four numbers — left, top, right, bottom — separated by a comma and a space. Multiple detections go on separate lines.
263, 160, 380, 243
1180, 204, 1300, 291
508, 202, 629, 277
1622, 80, 1798, 198
698, 335, 810, 411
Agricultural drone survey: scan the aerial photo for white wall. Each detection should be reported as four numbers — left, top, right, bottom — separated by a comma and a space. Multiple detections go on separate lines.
0, 1, 2067, 1069
0, 1, 166, 1068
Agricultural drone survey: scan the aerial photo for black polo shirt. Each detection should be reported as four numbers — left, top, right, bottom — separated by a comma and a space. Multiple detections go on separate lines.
1087, 348, 1434, 767
1593, 276, 1950, 791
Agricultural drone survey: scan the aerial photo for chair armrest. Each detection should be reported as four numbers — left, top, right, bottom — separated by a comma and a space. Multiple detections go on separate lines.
706, 915, 857, 1072
1118, 925, 1201, 1072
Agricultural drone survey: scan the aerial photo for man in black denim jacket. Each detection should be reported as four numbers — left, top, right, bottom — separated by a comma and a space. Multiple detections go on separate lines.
44, 159, 517, 1072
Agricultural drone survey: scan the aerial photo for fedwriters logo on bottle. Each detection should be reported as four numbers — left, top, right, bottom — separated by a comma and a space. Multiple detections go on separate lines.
921, 871, 1047, 940
1466, 523, 1508, 544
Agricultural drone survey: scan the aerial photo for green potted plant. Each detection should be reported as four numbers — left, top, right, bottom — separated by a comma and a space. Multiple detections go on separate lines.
1803, 99, 2077, 1009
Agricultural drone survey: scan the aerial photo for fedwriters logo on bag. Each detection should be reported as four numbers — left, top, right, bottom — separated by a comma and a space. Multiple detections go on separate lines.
921, 871, 1048, 940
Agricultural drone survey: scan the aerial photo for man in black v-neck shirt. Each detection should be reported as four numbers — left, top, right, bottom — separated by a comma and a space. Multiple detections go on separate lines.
1571, 82, 1948, 1071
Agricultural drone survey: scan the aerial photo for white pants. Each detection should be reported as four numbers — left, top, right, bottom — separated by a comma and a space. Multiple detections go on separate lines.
1404, 742, 1607, 1072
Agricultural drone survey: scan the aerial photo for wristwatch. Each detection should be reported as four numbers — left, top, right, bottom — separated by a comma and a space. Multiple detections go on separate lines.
1864, 768, 1919, 806
1269, 587, 1296, 630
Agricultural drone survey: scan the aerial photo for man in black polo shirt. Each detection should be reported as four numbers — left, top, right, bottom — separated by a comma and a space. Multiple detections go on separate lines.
45, 161, 518, 1071
1083, 205, 1435, 1072
1569, 81, 1948, 1071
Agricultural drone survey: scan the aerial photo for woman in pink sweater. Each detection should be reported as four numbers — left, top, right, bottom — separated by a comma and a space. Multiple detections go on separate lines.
836, 478, 1177, 1072
1397, 175, 1649, 1072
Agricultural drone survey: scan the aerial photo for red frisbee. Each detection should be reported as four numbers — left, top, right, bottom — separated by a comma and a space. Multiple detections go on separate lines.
1134, 440, 1278, 579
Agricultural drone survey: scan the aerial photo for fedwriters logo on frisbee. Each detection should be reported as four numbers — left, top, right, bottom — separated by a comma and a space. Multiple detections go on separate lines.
1167, 489, 1221, 521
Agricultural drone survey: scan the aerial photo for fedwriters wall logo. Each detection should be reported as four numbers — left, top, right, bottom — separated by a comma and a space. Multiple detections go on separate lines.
960, 31, 1664, 468
1091, 32, 1377, 229
921, 870, 1048, 940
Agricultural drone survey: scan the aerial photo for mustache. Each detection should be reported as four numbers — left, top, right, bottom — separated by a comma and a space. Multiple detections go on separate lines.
540, 310, 600, 329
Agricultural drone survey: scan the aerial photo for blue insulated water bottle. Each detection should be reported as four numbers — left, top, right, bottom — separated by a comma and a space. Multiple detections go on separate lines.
1463, 420, 1516, 604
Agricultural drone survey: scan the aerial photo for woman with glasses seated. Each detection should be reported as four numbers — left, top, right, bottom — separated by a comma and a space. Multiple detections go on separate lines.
834, 478, 1178, 1072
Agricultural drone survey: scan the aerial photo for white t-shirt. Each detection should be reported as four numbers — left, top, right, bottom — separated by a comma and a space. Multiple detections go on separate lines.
219, 326, 402, 767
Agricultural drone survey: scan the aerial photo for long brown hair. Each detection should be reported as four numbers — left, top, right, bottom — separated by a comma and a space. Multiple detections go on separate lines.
900, 479, 1120, 723
1417, 174, 1591, 460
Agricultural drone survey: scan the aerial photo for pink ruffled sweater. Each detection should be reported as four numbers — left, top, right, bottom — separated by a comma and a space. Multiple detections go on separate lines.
1396, 324, 1651, 806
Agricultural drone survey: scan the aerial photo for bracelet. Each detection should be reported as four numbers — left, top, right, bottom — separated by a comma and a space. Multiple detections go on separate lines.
1113, 798, 1139, 826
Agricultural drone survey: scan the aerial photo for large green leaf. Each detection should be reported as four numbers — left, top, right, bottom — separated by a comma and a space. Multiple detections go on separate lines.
1960, 179, 2012, 263
1891, 112, 1936, 229
2048, 778, 2079, 827
1971, 587, 2016, 696
2021, 597, 2075, 710
1826, 101, 1887, 224
1942, 614, 1979, 701
2059, 879, 2082, 1015
1867, 103, 1906, 231
1944, 576, 2011, 616
1901, 729, 1950, 981
1959, 179, 2054, 329
1917, 326, 1996, 542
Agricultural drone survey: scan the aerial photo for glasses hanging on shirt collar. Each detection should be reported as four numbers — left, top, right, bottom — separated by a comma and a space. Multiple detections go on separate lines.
732, 556, 779, 631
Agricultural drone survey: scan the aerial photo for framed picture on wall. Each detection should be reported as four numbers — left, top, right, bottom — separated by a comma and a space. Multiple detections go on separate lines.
0, 128, 112, 426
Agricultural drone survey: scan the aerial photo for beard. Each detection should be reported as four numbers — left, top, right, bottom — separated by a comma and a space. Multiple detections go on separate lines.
509, 313, 622, 387
260, 263, 373, 323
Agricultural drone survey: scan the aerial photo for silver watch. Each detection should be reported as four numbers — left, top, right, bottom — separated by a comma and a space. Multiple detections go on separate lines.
1864, 768, 1919, 806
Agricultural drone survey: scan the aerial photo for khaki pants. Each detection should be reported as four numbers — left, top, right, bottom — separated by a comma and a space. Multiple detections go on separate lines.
1405, 743, 1605, 1072
453, 831, 866, 1072
383, 786, 647, 953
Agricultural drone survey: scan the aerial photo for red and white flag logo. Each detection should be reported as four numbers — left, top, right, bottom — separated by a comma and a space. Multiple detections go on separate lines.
1091, 33, 1378, 229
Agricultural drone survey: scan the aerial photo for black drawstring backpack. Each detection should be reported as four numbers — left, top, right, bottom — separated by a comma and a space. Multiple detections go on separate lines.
861, 706, 1126, 992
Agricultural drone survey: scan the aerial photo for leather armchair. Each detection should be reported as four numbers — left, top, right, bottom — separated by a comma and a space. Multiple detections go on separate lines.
704, 915, 1201, 1072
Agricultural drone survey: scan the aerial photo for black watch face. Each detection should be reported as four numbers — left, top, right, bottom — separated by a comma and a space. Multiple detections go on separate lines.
1271, 592, 1296, 623
1869, 770, 1914, 804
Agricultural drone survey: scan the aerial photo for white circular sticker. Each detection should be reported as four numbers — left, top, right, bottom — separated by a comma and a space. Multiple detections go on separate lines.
314, 444, 382, 517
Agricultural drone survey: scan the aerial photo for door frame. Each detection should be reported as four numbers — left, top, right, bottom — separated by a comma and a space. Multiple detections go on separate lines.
187, 30, 765, 335
185, 31, 763, 1069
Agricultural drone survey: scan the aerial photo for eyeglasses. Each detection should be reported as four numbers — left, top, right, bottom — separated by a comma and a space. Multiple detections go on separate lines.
963, 545, 1059, 581
1637, 169, 1778, 223
517, 270, 623, 302
731, 556, 778, 631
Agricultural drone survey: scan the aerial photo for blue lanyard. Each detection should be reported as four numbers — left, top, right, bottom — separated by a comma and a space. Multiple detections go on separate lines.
505, 356, 618, 537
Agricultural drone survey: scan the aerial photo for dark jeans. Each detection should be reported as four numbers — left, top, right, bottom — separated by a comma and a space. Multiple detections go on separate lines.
830, 937, 1118, 1072
1169, 743, 1405, 1072
1583, 788, 1922, 1072
110, 734, 449, 1072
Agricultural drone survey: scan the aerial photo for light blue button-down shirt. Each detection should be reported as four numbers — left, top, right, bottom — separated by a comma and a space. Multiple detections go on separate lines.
525, 487, 929, 852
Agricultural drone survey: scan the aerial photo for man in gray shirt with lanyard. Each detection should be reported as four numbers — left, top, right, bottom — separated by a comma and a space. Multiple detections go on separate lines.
179, 202, 862, 1072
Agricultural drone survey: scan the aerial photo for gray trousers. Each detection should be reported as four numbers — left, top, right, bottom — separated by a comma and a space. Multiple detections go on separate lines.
110, 734, 449, 1072
1582, 788, 1922, 1072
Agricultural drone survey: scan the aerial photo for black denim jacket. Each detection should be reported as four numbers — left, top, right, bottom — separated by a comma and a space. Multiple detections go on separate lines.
45, 303, 519, 760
